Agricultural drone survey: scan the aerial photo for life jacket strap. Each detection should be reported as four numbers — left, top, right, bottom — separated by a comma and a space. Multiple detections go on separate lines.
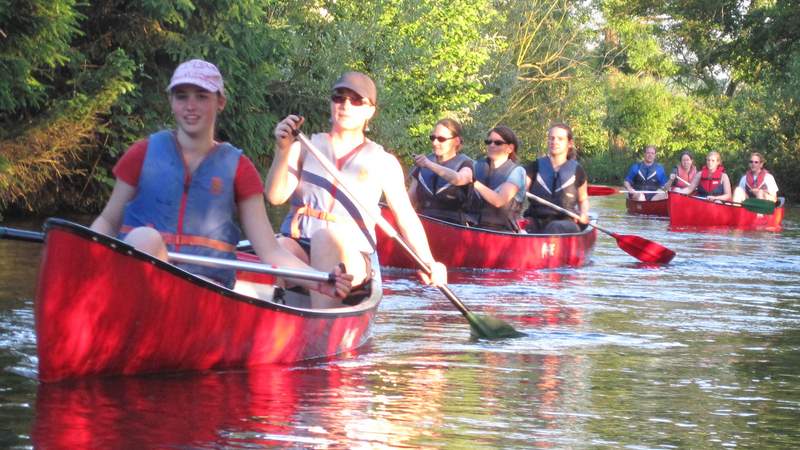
120, 225, 236, 252
290, 205, 340, 239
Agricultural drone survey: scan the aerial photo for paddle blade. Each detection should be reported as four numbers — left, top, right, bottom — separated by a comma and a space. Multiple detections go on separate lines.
742, 198, 776, 214
614, 233, 675, 264
588, 185, 618, 196
467, 312, 526, 339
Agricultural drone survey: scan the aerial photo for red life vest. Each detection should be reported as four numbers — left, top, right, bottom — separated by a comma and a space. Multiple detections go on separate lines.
745, 169, 768, 190
673, 165, 697, 189
698, 165, 725, 197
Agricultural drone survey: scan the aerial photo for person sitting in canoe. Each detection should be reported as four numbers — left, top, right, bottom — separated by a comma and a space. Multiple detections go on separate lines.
90, 59, 352, 298
623, 145, 668, 201
464, 126, 527, 232
675, 150, 732, 201
408, 118, 474, 224
663, 151, 697, 192
265, 71, 447, 308
523, 123, 590, 234
732, 152, 779, 203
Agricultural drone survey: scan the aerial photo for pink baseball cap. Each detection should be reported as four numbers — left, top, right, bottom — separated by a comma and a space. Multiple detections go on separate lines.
167, 59, 225, 97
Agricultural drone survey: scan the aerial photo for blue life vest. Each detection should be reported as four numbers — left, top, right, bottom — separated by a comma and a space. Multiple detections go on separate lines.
526, 156, 579, 220
412, 153, 474, 223
121, 130, 242, 287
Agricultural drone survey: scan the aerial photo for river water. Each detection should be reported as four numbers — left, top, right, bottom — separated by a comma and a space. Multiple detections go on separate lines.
1, 196, 799, 449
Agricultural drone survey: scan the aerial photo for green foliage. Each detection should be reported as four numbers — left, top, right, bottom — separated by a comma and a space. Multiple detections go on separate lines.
0, 0, 83, 115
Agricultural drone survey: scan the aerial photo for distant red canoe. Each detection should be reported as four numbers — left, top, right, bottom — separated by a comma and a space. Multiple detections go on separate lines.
35, 218, 381, 382
626, 197, 669, 217
376, 206, 597, 270
668, 192, 785, 231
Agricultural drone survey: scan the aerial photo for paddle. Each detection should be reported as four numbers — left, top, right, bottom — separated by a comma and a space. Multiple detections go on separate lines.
0, 226, 335, 283
525, 193, 676, 264
618, 190, 665, 195
587, 185, 618, 196
691, 196, 777, 215
291, 129, 523, 339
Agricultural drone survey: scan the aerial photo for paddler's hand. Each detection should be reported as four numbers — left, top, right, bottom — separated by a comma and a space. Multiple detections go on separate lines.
274, 115, 304, 152
321, 263, 354, 299
413, 154, 431, 169
418, 261, 447, 286
577, 212, 590, 225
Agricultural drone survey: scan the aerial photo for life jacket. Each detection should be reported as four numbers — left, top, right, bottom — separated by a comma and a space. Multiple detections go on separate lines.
279, 133, 384, 254
632, 162, 664, 191
525, 156, 580, 221
672, 165, 697, 190
466, 157, 523, 231
744, 169, 769, 197
121, 130, 242, 288
412, 153, 474, 223
697, 165, 725, 197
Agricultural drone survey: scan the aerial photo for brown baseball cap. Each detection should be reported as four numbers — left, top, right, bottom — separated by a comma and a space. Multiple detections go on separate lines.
332, 71, 377, 105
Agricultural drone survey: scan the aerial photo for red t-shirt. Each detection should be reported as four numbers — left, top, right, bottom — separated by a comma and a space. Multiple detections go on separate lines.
113, 139, 264, 202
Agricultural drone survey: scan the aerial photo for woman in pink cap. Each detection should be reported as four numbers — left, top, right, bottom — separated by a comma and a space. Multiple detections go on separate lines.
90, 59, 352, 297
265, 71, 447, 308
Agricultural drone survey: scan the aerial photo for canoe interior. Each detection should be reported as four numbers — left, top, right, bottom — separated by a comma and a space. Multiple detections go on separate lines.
34, 218, 381, 382
625, 197, 669, 217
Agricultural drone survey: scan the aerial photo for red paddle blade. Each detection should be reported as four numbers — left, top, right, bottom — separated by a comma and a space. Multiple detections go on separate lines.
614, 234, 675, 264
587, 185, 618, 196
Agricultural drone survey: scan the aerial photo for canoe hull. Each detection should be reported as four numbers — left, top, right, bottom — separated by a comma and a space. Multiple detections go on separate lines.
668, 192, 785, 231
35, 219, 380, 382
376, 206, 597, 270
626, 197, 668, 217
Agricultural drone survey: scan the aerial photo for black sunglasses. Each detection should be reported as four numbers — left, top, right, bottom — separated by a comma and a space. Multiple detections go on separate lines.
749, 160, 762, 164
331, 94, 370, 107
484, 139, 507, 146
429, 135, 457, 143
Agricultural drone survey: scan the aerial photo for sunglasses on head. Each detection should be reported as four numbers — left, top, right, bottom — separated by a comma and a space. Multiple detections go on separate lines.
484, 139, 507, 146
331, 94, 370, 107
429, 135, 456, 143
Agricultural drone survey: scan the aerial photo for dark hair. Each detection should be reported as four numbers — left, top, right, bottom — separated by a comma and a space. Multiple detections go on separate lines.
488, 125, 519, 161
548, 122, 576, 160
679, 150, 693, 161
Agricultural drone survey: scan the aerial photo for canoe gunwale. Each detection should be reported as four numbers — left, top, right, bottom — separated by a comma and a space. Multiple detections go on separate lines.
42, 218, 381, 319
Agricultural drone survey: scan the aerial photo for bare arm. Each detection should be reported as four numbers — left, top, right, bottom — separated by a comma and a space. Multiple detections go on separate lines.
90, 180, 137, 236
676, 172, 701, 195
264, 115, 303, 205
413, 155, 473, 186
238, 194, 351, 298
472, 180, 519, 208
709, 174, 732, 201
576, 181, 590, 224
382, 154, 447, 285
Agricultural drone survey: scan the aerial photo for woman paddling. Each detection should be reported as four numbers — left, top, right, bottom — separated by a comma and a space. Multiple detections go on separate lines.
523, 123, 590, 234
676, 150, 732, 201
408, 118, 474, 224
466, 126, 527, 231
264, 71, 447, 308
663, 151, 697, 192
90, 59, 351, 298
732, 152, 779, 203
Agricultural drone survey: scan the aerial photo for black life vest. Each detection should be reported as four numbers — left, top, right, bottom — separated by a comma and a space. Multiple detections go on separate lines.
632, 162, 663, 191
466, 157, 523, 231
525, 156, 579, 220
412, 153, 474, 223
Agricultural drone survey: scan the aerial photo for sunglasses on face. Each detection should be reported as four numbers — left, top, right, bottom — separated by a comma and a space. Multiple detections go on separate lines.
331, 94, 370, 107
484, 139, 507, 146
749, 160, 762, 164
429, 135, 456, 143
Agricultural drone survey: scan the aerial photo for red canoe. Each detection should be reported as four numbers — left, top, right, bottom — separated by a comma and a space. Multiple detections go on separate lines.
668, 192, 785, 231
376, 206, 597, 270
35, 218, 381, 382
626, 197, 669, 217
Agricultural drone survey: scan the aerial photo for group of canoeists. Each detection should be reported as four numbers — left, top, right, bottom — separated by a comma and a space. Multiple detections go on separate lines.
623, 145, 780, 204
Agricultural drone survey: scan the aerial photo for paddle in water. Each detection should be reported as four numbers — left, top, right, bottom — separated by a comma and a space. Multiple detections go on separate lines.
525, 192, 676, 264
291, 129, 524, 339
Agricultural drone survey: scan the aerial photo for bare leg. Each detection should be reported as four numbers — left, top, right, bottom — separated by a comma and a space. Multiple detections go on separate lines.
650, 192, 668, 201
309, 228, 368, 309
124, 227, 168, 260
732, 187, 747, 203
